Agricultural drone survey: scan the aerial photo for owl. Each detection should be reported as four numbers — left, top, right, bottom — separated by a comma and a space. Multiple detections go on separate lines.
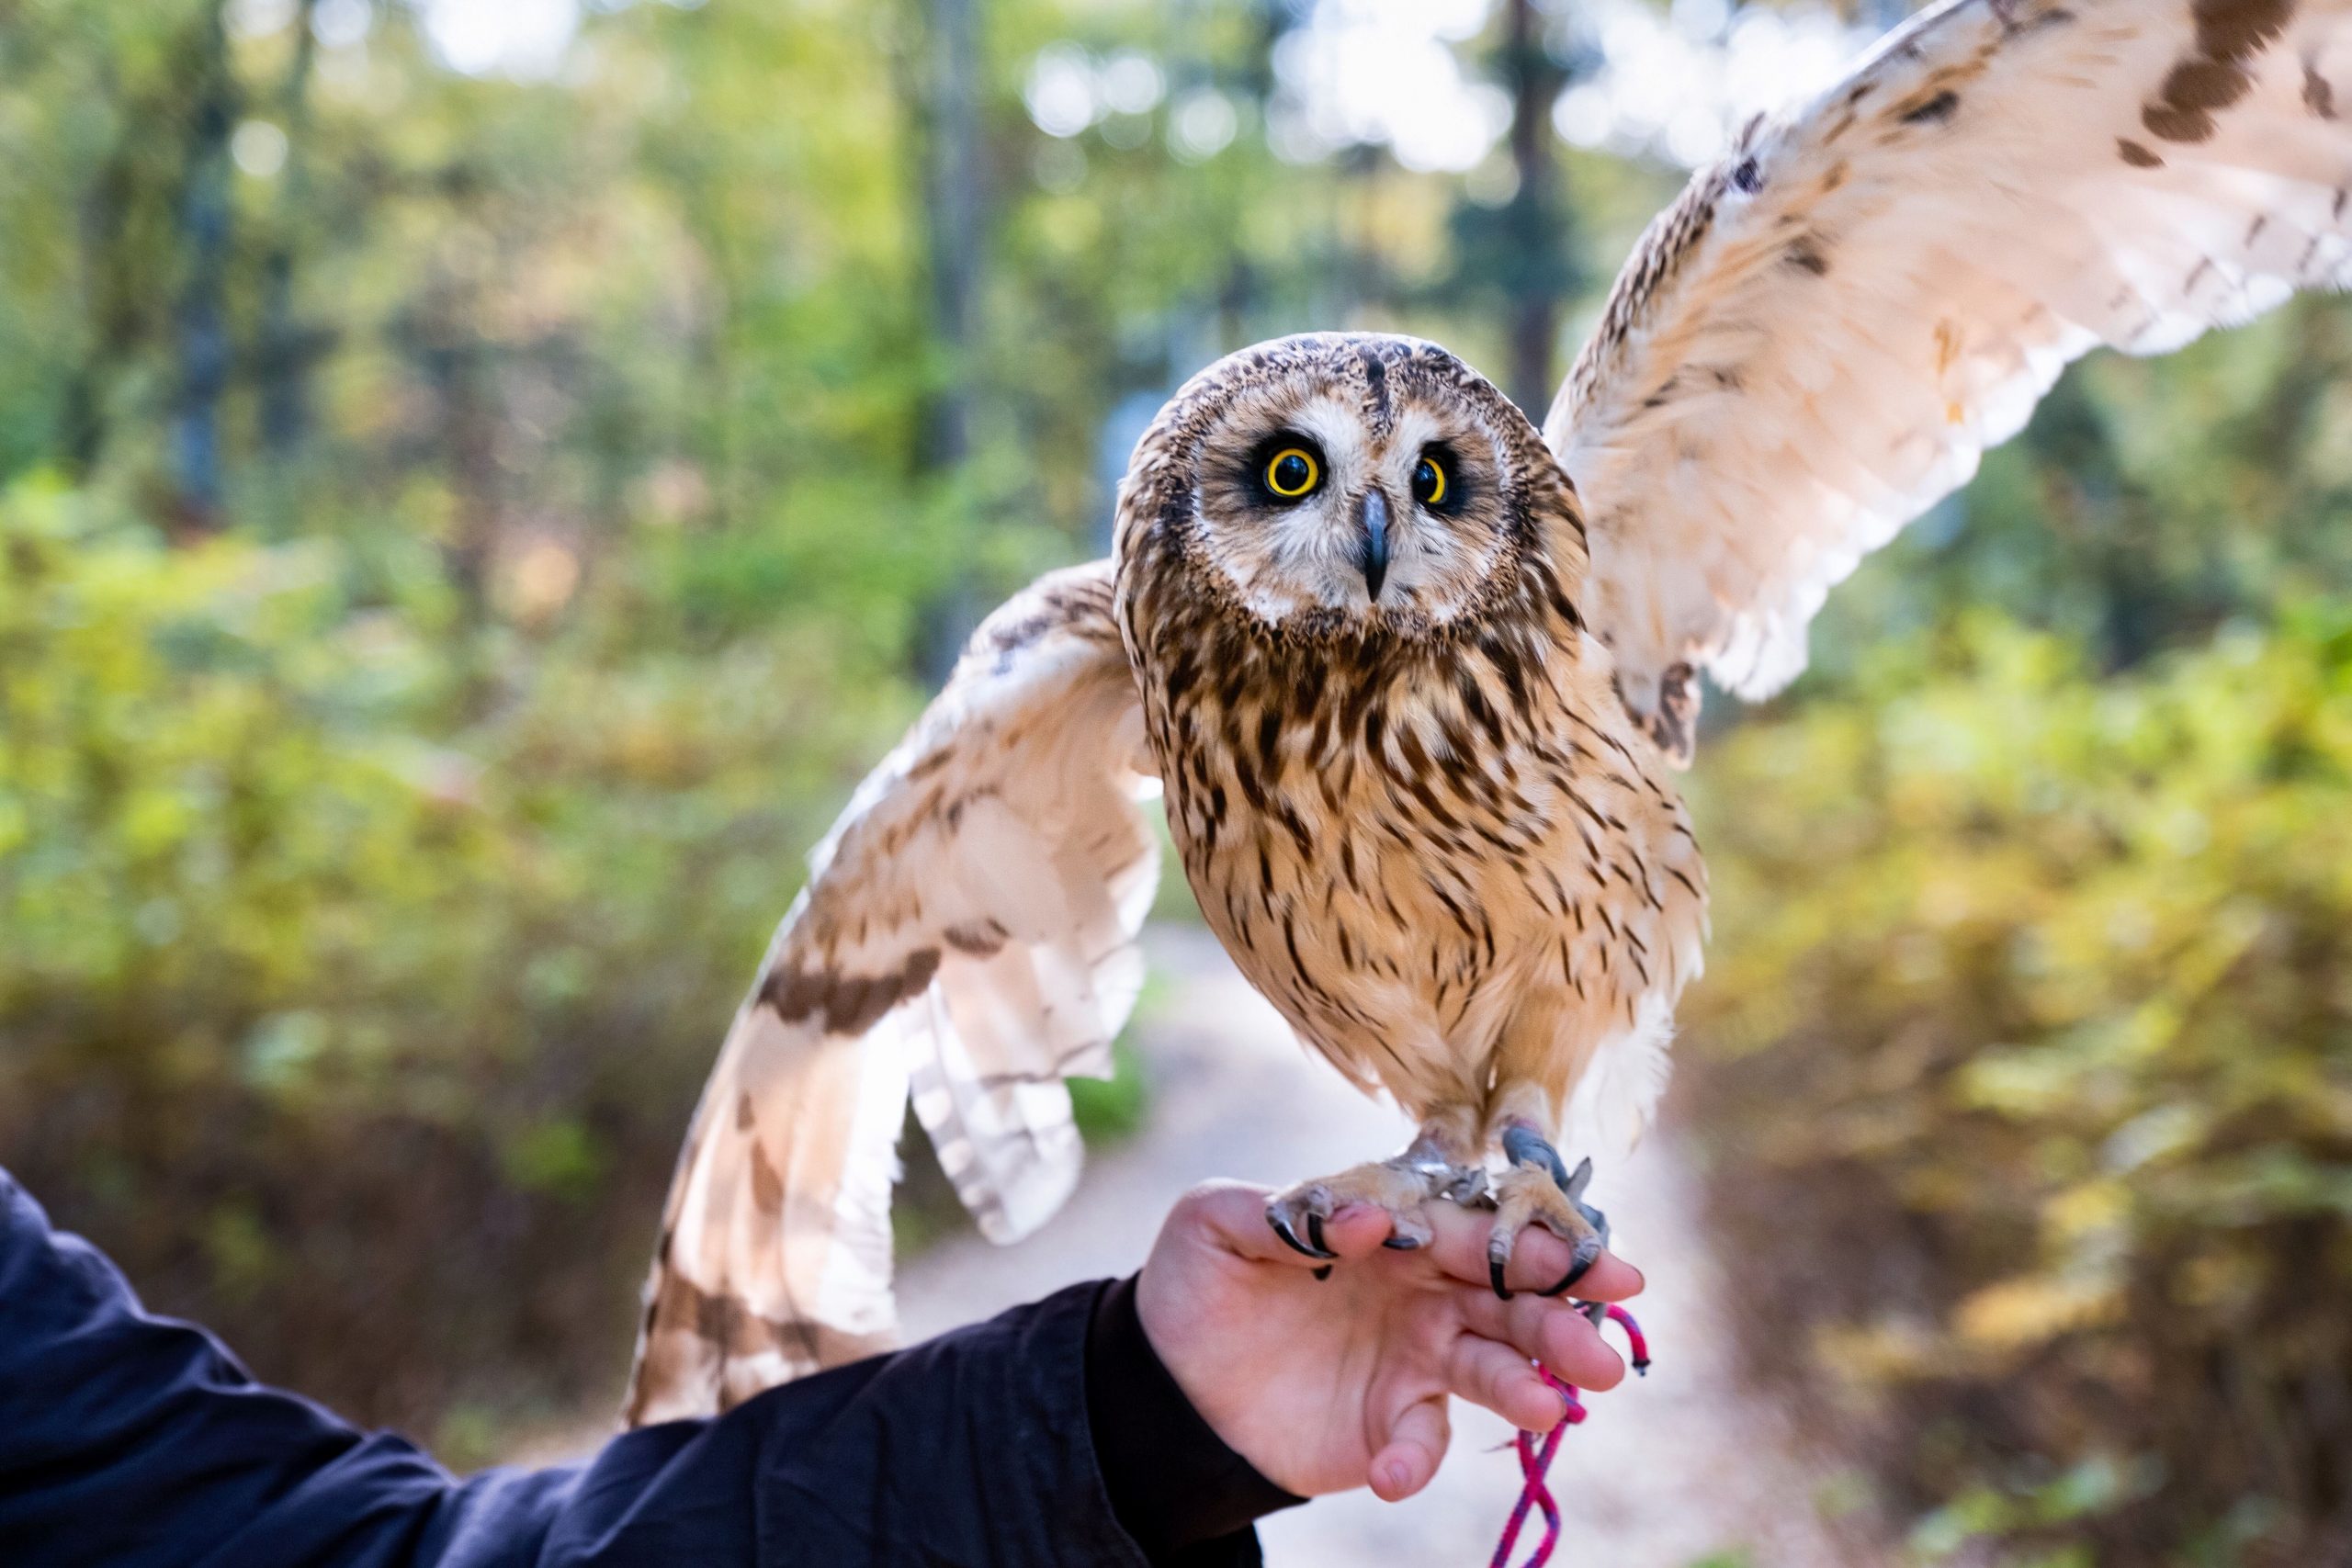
626, 0, 2352, 1424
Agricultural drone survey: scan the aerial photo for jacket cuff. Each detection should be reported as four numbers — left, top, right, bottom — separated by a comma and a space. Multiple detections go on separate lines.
1084, 1275, 1306, 1563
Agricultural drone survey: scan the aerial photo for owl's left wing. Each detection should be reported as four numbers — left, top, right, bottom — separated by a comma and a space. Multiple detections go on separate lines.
624, 560, 1159, 1425
1552, 0, 2352, 761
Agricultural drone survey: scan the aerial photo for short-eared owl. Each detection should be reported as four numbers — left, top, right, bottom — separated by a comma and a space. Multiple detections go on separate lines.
628, 0, 2352, 1422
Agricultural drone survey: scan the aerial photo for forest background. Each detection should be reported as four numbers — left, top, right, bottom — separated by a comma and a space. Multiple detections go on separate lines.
4, 0, 2348, 1560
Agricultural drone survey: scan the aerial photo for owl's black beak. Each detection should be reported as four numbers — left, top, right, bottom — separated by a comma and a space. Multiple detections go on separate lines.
1357, 490, 1391, 603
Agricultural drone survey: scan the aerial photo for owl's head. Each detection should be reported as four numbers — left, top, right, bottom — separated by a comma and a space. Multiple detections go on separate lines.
1115, 333, 1580, 644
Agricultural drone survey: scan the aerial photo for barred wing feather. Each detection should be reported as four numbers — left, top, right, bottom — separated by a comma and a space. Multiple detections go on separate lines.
1555, 0, 2352, 759
624, 560, 1158, 1424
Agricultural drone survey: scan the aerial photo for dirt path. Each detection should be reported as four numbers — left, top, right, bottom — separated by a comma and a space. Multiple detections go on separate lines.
897, 925, 1862, 1568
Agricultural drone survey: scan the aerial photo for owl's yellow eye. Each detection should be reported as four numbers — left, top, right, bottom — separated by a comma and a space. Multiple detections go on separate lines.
1411, 454, 1448, 507
1263, 446, 1320, 500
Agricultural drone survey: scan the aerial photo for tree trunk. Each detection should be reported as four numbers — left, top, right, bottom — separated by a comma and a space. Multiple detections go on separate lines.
1501, 0, 1567, 423
920, 0, 981, 474
914, 0, 987, 682
168, 0, 237, 536
258, 0, 323, 460
423, 294, 500, 615
62, 139, 138, 479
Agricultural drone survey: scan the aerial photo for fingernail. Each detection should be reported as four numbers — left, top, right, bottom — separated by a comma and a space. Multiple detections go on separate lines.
1378, 1461, 1409, 1494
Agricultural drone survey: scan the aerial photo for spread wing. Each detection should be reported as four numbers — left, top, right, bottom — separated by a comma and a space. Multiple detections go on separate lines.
624, 560, 1159, 1425
1551, 0, 2352, 761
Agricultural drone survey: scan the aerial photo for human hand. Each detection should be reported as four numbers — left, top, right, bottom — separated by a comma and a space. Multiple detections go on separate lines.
1133, 1181, 1644, 1503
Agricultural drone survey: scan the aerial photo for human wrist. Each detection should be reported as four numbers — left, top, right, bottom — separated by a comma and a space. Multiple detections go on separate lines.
1085, 1275, 1303, 1558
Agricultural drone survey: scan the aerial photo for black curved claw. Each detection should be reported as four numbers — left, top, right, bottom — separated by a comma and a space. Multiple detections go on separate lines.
1381, 1234, 1422, 1251
1268, 1208, 1337, 1260
1534, 1237, 1602, 1299
1312, 1264, 1335, 1281
1489, 1257, 1514, 1301
1305, 1212, 1329, 1258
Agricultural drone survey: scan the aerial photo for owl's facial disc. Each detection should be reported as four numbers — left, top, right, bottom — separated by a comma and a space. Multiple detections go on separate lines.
1184, 361, 1517, 637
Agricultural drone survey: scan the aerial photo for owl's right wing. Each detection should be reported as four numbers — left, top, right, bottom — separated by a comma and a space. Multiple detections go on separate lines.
624, 559, 1160, 1425
1551, 0, 2352, 761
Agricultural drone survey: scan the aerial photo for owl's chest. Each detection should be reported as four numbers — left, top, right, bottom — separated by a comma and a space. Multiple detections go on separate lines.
1143, 645, 1637, 1039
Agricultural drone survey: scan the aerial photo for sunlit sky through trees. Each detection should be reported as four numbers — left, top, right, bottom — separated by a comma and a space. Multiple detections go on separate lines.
236, 0, 1878, 175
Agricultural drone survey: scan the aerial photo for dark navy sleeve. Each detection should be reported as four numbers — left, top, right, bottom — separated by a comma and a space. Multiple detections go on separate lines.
0, 1168, 1273, 1568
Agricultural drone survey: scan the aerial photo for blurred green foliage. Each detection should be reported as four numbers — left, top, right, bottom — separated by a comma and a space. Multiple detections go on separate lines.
0, 472, 901, 1439
6, 0, 2352, 1542
1675, 251, 2352, 1564
0, 0, 1668, 1445
1687, 611, 2352, 1565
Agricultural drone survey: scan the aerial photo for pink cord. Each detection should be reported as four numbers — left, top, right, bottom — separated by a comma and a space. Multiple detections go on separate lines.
1605, 1304, 1650, 1374
1487, 1307, 1647, 1568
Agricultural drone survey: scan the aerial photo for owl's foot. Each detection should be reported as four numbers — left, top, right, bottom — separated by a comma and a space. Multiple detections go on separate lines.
1265, 1151, 1487, 1263
1485, 1125, 1609, 1302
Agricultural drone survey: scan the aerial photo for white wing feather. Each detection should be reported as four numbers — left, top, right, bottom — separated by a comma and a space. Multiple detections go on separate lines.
1554, 0, 2352, 738
625, 560, 1158, 1424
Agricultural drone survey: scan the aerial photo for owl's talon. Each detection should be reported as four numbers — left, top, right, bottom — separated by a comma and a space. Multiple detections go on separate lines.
1268, 1143, 1475, 1266
1485, 1134, 1608, 1302
1312, 1263, 1335, 1281
1267, 1207, 1337, 1260
1534, 1233, 1602, 1298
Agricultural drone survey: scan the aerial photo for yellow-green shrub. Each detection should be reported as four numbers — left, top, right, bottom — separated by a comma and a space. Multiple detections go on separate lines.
1686, 611, 2352, 1566
0, 479, 912, 1450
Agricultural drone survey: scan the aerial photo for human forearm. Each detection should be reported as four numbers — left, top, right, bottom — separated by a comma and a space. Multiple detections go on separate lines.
0, 1167, 1280, 1568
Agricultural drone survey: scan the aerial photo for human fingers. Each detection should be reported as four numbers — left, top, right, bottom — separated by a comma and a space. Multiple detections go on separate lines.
1368, 1394, 1451, 1502
1173, 1181, 1393, 1267
1445, 1331, 1571, 1433
1422, 1200, 1645, 1301
1453, 1288, 1628, 1393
